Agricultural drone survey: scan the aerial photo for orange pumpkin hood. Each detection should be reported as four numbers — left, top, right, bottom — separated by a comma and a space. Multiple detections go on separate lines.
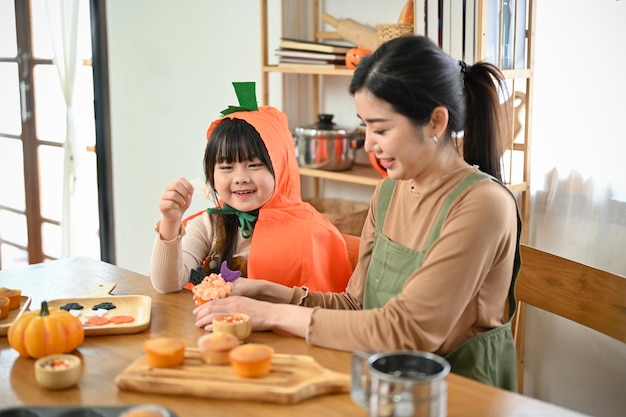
206, 99, 352, 292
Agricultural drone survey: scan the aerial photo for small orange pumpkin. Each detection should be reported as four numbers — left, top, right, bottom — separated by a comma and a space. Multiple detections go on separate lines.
345, 46, 373, 69
8, 300, 85, 359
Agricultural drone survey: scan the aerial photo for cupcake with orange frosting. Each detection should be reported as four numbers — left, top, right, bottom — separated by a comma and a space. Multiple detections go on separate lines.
192, 274, 232, 306
191, 261, 240, 306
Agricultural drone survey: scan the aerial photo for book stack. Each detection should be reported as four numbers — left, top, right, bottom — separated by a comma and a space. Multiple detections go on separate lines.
275, 38, 352, 69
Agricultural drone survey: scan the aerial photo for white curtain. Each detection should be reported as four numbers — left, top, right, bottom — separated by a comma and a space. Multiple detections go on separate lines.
525, 1, 626, 416
44, 0, 82, 257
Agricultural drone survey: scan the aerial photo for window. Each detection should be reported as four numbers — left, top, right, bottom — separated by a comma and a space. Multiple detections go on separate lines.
0, 0, 102, 268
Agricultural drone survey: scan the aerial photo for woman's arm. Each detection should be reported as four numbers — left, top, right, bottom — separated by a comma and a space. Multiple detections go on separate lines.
192, 295, 314, 338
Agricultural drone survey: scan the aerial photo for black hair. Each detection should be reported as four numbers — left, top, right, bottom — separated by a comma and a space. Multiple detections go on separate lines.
204, 117, 274, 185
349, 35, 506, 181
203, 117, 274, 269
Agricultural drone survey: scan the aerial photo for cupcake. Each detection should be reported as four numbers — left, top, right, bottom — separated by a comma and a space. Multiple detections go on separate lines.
229, 343, 274, 378
197, 332, 240, 365
143, 337, 186, 368
0, 296, 9, 320
192, 274, 232, 306
0, 287, 22, 310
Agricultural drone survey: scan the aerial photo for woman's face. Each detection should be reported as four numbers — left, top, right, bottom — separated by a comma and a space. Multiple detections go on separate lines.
355, 90, 436, 182
213, 157, 275, 212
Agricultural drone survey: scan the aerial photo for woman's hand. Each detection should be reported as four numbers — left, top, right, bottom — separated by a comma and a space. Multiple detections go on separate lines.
192, 295, 312, 338
158, 177, 194, 240
193, 296, 276, 332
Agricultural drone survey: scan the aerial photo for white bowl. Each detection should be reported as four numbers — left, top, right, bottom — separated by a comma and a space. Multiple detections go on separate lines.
212, 312, 252, 341
34, 353, 82, 390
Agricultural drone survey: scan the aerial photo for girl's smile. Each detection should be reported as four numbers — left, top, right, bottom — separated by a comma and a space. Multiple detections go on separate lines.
214, 158, 275, 212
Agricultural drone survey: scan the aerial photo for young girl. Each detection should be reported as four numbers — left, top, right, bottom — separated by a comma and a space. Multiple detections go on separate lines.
192, 38, 522, 391
150, 83, 353, 294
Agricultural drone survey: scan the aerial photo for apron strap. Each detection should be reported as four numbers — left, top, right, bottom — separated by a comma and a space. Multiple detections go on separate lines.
422, 171, 491, 252
375, 178, 396, 233
374, 173, 521, 322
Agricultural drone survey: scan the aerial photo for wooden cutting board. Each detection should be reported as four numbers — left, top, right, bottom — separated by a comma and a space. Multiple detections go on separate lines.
115, 348, 351, 404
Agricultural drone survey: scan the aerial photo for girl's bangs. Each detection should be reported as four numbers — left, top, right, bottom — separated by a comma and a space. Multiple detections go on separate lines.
213, 128, 263, 164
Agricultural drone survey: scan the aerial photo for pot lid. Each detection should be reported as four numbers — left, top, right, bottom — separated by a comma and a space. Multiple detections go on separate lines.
294, 114, 354, 135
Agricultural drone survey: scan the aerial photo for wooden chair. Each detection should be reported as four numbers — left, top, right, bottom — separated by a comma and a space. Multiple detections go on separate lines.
512, 244, 626, 393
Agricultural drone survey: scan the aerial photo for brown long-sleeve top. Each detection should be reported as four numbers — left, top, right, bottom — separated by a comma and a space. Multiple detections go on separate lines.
288, 167, 519, 357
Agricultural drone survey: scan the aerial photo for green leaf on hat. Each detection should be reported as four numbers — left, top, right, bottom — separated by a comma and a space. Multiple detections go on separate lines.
219, 82, 259, 116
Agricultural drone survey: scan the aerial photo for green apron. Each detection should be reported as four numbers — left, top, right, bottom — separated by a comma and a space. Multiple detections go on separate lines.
363, 171, 522, 391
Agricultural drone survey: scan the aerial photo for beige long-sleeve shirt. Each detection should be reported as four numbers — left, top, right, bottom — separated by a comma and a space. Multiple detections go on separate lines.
150, 215, 251, 293
288, 167, 519, 357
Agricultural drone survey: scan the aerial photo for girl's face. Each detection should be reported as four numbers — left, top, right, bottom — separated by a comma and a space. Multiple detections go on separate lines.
213, 157, 275, 212
355, 90, 436, 182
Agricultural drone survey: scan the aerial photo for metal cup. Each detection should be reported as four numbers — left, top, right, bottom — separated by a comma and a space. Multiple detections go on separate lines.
351, 350, 451, 417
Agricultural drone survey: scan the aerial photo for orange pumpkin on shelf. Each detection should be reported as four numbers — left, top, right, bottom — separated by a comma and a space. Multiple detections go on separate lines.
7, 300, 85, 359
345, 46, 373, 70
369, 152, 388, 178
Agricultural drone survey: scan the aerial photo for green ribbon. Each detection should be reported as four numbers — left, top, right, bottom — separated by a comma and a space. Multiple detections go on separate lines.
206, 204, 257, 239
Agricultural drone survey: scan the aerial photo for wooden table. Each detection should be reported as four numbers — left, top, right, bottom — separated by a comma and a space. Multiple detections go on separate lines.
0, 257, 590, 417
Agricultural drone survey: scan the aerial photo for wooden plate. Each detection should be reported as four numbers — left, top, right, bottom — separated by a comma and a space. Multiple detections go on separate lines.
0, 296, 32, 336
116, 348, 350, 404
46, 283, 152, 336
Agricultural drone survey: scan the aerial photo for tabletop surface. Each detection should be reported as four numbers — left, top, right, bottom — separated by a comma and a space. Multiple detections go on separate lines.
0, 257, 591, 417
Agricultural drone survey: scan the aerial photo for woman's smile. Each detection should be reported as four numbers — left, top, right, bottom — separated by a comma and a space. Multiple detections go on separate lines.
377, 157, 395, 170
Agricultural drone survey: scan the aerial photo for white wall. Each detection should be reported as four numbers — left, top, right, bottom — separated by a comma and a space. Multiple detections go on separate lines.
107, 0, 265, 273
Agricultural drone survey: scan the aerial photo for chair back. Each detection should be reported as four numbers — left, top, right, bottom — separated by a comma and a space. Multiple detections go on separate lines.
512, 244, 626, 392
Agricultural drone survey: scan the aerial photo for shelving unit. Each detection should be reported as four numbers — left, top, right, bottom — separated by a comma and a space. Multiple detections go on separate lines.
259, 0, 535, 242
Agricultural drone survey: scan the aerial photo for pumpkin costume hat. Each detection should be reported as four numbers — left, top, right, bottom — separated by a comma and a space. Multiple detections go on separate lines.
205, 82, 353, 292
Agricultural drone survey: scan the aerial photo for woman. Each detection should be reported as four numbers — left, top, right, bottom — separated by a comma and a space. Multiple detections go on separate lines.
150, 82, 353, 294
193, 38, 522, 390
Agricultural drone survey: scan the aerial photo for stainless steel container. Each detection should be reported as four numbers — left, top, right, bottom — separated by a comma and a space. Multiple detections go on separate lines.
294, 114, 365, 171
351, 350, 451, 417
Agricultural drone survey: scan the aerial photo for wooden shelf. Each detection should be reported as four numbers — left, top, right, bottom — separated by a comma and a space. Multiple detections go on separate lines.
261, 0, 535, 243
263, 65, 354, 76
299, 164, 384, 187
501, 68, 532, 79
301, 164, 527, 194
506, 182, 528, 194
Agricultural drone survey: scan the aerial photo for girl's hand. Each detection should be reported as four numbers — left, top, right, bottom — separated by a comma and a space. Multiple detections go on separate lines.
159, 177, 194, 221
158, 177, 194, 240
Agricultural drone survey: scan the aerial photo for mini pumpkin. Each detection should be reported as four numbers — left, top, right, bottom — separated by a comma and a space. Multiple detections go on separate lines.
345, 46, 373, 69
8, 300, 85, 359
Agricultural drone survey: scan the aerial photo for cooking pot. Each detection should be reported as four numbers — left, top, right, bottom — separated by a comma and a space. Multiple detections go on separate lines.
294, 114, 365, 171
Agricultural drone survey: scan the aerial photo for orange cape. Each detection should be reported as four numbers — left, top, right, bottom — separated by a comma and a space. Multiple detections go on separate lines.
206, 106, 353, 292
